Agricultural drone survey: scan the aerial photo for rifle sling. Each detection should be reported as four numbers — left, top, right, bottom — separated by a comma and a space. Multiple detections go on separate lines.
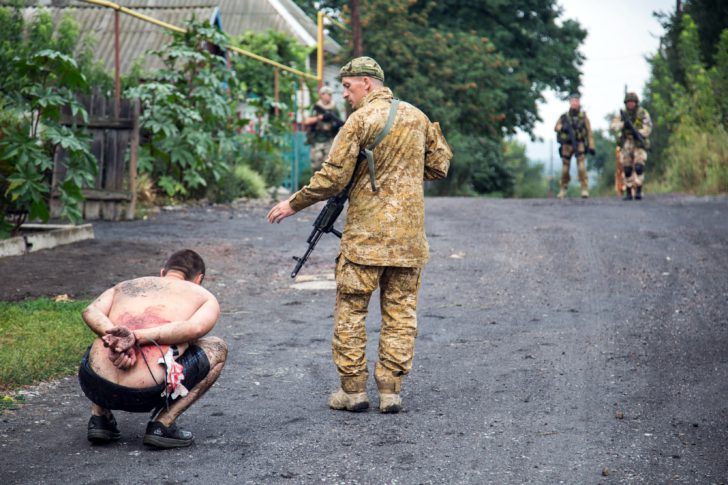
361, 99, 400, 192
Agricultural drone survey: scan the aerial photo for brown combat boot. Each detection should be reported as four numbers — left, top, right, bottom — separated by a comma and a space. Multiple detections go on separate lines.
379, 393, 402, 414
580, 188, 589, 198
327, 388, 369, 412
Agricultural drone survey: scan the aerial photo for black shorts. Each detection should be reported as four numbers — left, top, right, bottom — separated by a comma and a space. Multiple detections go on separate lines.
78, 344, 210, 413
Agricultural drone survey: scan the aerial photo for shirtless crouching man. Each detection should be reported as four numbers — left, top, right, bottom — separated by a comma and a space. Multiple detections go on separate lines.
78, 249, 228, 449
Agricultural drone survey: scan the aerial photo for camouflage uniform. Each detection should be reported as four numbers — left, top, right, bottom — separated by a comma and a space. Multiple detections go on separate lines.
307, 95, 342, 172
610, 93, 652, 198
554, 103, 595, 198
288, 59, 451, 396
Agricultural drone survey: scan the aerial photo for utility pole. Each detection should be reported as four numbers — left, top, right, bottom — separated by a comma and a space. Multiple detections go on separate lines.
350, 0, 363, 56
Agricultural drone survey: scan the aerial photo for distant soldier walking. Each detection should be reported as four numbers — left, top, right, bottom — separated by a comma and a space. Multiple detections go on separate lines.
303, 86, 343, 172
554, 93, 595, 199
267, 57, 451, 413
610, 92, 652, 200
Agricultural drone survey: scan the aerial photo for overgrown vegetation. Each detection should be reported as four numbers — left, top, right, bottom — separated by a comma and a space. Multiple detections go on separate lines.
0, 298, 94, 391
232, 30, 312, 191
293, 0, 585, 196
125, 21, 245, 200
0, 5, 109, 237
640, 2, 728, 194
125, 24, 309, 202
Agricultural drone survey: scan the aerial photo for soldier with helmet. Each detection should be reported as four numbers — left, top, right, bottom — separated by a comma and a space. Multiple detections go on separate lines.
267, 57, 451, 414
554, 93, 595, 199
303, 86, 343, 172
610, 92, 653, 200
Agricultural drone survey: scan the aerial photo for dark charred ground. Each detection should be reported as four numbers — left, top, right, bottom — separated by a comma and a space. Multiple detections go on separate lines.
1, 196, 727, 484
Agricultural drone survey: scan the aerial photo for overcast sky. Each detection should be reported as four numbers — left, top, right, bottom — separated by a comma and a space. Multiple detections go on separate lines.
518, 0, 677, 163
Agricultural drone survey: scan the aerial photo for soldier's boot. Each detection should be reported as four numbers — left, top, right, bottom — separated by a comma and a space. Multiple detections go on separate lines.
635, 185, 642, 200
379, 393, 402, 414
557, 187, 567, 199
580, 188, 589, 199
327, 388, 369, 412
375, 365, 402, 414
623, 187, 633, 201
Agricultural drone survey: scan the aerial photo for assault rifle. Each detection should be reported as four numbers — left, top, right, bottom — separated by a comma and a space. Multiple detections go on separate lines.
561, 114, 578, 160
290, 99, 400, 279
313, 105, 344, 130
290, 154, 363, 279
620, 110, 645, 146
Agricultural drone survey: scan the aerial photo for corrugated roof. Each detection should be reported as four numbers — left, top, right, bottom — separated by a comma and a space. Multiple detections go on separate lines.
218, 0, 339, 53
21, 0, 340, 76
24, 5, 217, 74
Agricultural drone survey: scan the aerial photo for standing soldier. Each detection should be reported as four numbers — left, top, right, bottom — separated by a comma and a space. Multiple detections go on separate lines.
303, 86, 343, 172
554, 93, 595, 199
267, 57, 452, 414
610, 92, 652, 200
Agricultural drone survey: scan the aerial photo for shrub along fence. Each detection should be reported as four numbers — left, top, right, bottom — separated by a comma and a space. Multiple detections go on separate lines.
53, 90, 139, 221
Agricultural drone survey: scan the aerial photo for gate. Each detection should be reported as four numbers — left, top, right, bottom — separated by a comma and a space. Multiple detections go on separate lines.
52, 91, 139, 221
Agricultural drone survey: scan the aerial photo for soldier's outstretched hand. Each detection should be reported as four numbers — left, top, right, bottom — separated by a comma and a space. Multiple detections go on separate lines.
267, 200, 296, 224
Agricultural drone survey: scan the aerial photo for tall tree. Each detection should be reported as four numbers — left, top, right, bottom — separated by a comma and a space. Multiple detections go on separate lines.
290, 0, 586, 195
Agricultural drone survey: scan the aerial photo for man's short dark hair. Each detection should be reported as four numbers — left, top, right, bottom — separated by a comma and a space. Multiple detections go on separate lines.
163, 250, 205, 281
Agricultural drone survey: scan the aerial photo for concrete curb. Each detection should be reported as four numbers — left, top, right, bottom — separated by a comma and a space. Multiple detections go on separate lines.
0, 224, 95, 258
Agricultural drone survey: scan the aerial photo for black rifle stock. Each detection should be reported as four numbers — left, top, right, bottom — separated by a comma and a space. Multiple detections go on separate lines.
620, 110, 645, 145
290, 153, 363, 278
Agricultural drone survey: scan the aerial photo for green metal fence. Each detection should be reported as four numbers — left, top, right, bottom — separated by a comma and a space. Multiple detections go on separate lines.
282, 130, 311, 192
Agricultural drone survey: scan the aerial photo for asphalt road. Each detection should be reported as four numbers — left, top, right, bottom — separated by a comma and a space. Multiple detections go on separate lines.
1, 195, 727, 484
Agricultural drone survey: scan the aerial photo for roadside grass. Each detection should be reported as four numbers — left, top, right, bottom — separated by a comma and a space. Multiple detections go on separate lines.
0, 298, 94, 391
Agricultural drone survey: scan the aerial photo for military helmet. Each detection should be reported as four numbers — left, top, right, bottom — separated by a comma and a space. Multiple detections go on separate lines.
339, 56, 385, 82
319, 86, 333, 95
624, 92, 639, 104
568, 93, 580, 100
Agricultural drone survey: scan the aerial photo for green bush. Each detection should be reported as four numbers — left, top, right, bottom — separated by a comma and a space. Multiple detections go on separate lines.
234, 164, 267, 198
0, 6, 104, 236
208, 163, 267, 202
665, 123, 728, 194
125, 21, 246, 199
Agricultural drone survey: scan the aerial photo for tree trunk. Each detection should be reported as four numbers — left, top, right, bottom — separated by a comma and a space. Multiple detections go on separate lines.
350, 0, 363, 56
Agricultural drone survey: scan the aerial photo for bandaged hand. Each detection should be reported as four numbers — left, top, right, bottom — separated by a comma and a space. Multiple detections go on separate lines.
102, 327, 136, 353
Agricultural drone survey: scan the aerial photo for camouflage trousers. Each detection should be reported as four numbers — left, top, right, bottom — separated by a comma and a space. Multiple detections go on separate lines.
309, 139, 334, 172
333, 256, 422, 394
620, 139, 647, 188
559, 143, 588, 190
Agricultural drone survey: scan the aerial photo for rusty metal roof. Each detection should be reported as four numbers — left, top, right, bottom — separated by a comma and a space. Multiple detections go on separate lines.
20, 0, 340, 76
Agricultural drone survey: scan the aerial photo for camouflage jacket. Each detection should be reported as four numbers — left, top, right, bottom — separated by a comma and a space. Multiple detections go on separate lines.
610, 107, 653, 148
288, 87, 452, 267
554, 109, 595, 149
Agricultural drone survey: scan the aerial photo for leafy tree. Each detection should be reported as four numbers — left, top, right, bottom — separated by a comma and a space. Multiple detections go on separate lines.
0, 6, 100, 237
125, 21, 245, 198
643, 13, 728, 194
231, 30, 312, 187
292, 0, 585, 196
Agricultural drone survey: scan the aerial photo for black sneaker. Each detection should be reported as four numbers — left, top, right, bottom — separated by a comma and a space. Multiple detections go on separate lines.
143, 421, 194, 449
635, 186, 642, 200
87, 414, 121, 444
